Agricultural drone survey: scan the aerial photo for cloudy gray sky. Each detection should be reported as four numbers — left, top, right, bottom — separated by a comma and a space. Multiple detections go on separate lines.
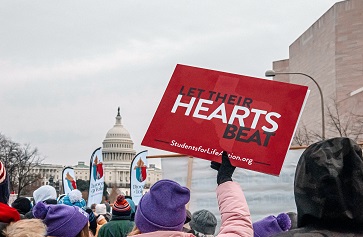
0, 0, 337, 167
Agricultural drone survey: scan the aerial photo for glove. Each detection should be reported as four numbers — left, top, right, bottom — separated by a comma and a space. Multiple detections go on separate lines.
210, 151, 236, 185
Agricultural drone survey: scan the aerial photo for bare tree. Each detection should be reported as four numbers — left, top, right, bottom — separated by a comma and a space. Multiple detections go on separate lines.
0, 133, 20, 191
293, 123, 317, 146
12, 144, 44, 196
326, 99, 363, 141
293, 99, 363, 145
0, 133, 44, 196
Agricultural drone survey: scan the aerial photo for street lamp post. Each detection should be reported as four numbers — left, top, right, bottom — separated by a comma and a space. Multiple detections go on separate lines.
265, 69, 325, 140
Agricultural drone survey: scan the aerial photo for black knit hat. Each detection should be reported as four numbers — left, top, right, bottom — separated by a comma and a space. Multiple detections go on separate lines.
12, 197, 32, 215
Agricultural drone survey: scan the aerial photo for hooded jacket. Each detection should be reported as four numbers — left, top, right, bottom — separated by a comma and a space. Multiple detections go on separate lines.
130, 181, 253, 237
274, 137, 363, 236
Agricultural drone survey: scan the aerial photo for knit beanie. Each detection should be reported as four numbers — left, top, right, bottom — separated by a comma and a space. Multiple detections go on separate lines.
0, 161, 10, 204
189, 209, 217, 235
112, 195, 131, 216
0, 202, 21, 223
33, 185, 57, 204
125, 197, 136, 214
125, 197, 136, 221
135, 179, 190, 233
59, 189, 86, 208
11, 197, 32, 215
95, 203, 107, 215
253, 213, 291, 237
32, 201, 89, 237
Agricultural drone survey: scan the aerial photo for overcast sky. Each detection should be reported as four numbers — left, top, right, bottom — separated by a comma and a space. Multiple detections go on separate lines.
0, 0, 338, 167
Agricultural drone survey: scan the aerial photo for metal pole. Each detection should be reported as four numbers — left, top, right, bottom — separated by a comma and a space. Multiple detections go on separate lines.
274, 72, 325, 140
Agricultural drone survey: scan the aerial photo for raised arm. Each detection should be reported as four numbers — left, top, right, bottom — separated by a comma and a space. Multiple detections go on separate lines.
211, 151, 253, 237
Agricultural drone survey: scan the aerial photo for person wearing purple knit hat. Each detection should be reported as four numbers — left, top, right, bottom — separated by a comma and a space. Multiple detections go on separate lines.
135, 179, 190, 233
128, 151, 253, 236
32, 201, 90, 237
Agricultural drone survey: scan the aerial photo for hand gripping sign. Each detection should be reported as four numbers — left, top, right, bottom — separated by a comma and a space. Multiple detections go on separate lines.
142, 64, 309, 176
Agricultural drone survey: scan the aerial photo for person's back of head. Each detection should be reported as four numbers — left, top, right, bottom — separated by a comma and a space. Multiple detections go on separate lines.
32, 200, 89, 237
90, 203, 96, 212
32, 185, 57, 204
3, 218, 46, 237
133, 179, 190, 234
189, 209, 217, 236
125, 196, 136, 221
112, 194, 131, 218
11, 197, 32, 215
294, 137, 363, 228
59, 189, 87, 209
95, 203, 107, 215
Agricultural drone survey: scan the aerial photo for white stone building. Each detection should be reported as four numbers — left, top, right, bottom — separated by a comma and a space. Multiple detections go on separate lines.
101, 108, 136, 189
29, 108, 162, 196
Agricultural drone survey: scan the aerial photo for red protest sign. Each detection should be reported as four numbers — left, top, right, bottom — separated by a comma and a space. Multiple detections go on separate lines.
142, 64, 309, 176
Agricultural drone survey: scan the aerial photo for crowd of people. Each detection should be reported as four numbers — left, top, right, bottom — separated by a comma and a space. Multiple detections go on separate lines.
1, 137, 363, 236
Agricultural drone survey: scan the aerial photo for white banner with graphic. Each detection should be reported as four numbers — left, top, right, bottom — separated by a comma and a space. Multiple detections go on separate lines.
87, 147, 105, 207
130, 150, 148, 205
62, 167, 77, 195
161, 149, 305, 229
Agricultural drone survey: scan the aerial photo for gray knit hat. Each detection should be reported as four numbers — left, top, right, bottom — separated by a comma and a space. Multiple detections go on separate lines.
190, 209, 217, 235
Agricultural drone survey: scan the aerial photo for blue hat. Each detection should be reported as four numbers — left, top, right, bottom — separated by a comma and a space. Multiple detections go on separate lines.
59, 189, 86, 208
125, 197, 136, 214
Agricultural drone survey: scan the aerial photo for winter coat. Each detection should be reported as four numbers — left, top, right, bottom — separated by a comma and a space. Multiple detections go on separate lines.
98, 216, 134, 237
273, 137, 363, 237
130, 181, 253, 237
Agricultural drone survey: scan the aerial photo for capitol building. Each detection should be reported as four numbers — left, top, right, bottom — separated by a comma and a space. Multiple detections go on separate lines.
30, 108, 162, 196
